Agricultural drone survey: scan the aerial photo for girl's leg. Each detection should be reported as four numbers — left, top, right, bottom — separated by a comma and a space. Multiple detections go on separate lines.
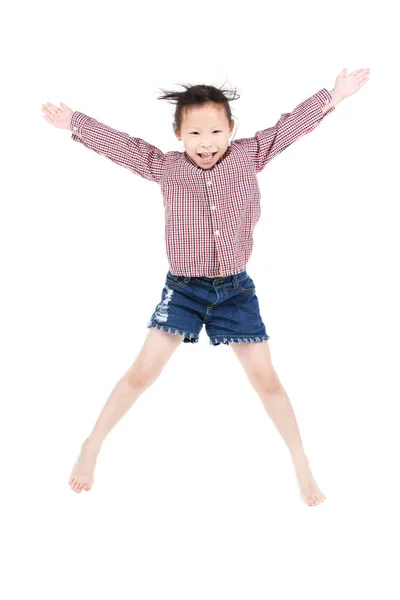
69, 328, 183, 493
230, 340, 326, 506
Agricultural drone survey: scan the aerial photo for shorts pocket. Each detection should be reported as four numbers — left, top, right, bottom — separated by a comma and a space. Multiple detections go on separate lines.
234, 273, 256, 294
166, 272, 188, 288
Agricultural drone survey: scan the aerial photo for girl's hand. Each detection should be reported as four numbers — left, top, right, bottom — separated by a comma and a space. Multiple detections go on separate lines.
334, 68, 370, 101
41, 102, 73, 130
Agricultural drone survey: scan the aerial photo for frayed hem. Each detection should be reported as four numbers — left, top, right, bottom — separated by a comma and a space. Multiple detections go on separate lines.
147, 322, 199, 344
209, 334, 270, 346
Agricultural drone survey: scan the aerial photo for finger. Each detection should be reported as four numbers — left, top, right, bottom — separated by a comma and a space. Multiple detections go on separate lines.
46, 102, 60, 114
354, 69, 370, 76
42, 104, 54, 116
41, 106, 54, 119
356, 72, 368, 83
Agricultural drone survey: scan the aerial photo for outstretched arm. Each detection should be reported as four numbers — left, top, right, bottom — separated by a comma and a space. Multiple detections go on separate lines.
70, 111, 166, 184
41, 101, 166, 184
234, 89, 335, 173
234, 67, 370, 174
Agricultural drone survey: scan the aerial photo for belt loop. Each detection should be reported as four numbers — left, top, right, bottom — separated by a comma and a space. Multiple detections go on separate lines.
232, 274, 237, 287
184, 276, 191, 283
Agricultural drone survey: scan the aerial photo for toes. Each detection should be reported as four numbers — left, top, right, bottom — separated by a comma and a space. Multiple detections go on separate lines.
313, 494, 325, 504
71, 479, 92, 492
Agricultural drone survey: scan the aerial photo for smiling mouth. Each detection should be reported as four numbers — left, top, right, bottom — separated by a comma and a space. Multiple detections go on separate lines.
197, 152, 217, 163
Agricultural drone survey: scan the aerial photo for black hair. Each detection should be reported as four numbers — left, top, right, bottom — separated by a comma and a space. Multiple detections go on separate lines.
157, 80, 241, 139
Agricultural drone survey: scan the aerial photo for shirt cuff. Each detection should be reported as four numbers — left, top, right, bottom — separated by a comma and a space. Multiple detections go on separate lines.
70, 111, 91, 137
315, 88, 335, 112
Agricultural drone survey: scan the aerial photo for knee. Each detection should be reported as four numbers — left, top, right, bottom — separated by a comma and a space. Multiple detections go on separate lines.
252, 369, 281, 395
125, 366, 159, 389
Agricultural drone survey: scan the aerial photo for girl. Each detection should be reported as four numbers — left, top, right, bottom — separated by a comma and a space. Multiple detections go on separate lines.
41, 68, 370, 505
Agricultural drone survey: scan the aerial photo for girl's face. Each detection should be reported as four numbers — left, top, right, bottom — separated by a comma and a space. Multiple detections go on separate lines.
174, 102, 234, 169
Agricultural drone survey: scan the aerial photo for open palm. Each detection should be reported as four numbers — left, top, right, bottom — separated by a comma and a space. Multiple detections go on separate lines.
334, 68, 370, 100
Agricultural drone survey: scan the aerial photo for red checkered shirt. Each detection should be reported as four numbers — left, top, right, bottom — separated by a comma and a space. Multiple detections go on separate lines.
70, 88, 335, 277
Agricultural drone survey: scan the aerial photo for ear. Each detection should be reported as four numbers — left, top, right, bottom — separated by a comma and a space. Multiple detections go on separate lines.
173, 123, 181, 141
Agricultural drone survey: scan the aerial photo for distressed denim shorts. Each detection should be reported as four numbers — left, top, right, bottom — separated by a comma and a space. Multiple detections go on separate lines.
147, 270, 270, 346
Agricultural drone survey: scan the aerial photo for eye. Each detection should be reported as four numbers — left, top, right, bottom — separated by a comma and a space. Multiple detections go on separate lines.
190, 131, 222, 134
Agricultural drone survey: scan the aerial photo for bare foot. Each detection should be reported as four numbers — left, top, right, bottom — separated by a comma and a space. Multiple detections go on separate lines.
294, 459, 326, 506
69, 440, 99, 493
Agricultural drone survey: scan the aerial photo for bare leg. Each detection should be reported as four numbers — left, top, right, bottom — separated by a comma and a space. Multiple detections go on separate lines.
69, 328, 183, 493
230, 341, 326, 506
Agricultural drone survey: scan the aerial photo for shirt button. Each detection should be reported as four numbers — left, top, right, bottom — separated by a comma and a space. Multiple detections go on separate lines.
215, 230, 219, 235
206, 180, 212, 186
211, 205, 216, 210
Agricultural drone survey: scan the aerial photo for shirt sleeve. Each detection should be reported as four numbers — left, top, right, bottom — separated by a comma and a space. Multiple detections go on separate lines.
234, 88, 335, 174
69, 111, 166, 184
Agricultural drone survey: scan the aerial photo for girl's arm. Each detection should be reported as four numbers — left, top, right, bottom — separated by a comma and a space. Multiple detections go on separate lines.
234, 68, 370, 174
70, 111, 166, 184
321, 88, 343, 115
234, 88, 335, 174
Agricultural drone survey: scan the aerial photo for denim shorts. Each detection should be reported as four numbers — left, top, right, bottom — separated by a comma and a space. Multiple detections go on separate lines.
147, 270, 270, 346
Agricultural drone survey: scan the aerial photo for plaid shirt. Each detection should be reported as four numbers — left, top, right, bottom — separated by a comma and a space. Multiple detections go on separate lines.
70, 88, 335, 277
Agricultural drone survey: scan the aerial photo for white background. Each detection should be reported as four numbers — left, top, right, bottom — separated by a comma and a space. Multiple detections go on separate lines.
2, 0, 399, 598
